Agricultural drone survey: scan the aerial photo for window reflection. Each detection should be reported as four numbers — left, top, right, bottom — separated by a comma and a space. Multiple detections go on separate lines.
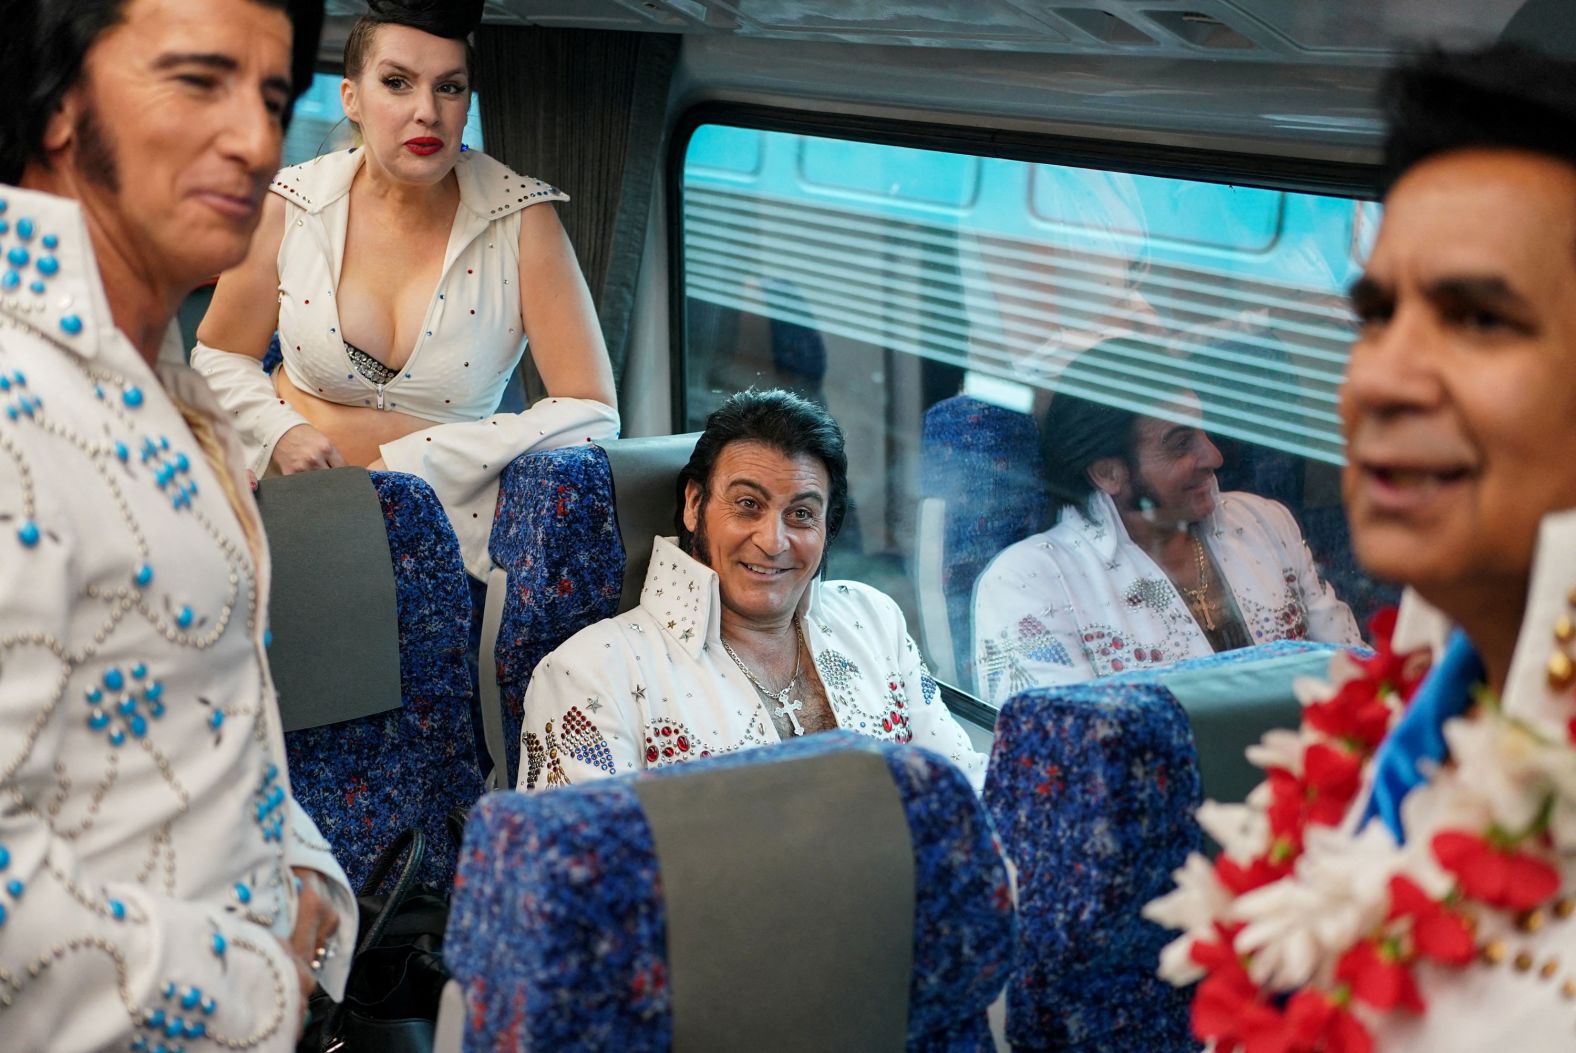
680, 124, 1397, 702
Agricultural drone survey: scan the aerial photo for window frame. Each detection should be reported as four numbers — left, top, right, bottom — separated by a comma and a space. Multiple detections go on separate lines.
666, 101, 1382, 702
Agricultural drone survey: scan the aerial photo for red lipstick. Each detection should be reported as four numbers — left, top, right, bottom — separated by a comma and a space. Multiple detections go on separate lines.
405, 137, 443, 156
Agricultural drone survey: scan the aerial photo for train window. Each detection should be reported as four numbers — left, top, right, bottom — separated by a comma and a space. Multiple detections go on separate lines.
281, 71, 486, 167
677, 121, 1396, 704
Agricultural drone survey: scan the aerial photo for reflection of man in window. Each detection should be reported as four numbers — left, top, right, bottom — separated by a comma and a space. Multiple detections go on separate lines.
972, 338, 1360, 703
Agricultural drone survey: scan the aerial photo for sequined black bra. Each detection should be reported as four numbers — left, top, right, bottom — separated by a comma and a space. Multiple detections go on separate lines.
344, 341, 399, 386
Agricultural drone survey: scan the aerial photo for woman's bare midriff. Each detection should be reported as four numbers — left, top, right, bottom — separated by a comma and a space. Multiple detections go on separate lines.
274, 367, 438, 467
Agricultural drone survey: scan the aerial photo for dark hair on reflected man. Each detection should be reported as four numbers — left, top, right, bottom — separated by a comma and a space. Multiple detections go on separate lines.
0, 0, 323, 185
1041, 336, 1187, 520
1379, 43, 1576, 196
675, 389, 850, 567
344, 0, 484, 83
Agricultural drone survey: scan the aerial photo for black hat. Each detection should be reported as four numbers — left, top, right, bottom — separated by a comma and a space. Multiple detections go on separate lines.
365, 0, 485, 40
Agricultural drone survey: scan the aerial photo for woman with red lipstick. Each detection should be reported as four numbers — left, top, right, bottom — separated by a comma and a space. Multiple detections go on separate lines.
191, 0, 617, 579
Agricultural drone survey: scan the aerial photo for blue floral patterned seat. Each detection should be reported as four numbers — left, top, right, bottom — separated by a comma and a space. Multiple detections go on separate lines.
446, 733, 1014, 1052
488, 443, 623, 784
283, 472, 483, 889
983, 679, 1201, 1052
918, 395, 1048, 685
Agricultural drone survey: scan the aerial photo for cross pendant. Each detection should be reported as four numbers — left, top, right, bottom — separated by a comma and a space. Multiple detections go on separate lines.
774, 692, 805, 736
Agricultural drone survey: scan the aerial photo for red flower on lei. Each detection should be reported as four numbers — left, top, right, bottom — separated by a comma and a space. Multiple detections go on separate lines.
1177, 609, 1571, 1051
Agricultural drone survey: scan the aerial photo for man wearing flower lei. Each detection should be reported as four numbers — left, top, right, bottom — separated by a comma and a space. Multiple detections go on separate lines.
1146, 43, 1576, 1052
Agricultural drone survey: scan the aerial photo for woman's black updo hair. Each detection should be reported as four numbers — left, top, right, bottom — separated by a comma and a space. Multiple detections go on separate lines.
0, 0, 323, 185
675, 389, 850, 574
344, 0, 484, 83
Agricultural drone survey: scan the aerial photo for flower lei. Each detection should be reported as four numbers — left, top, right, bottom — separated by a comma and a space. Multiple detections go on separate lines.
1145, 609, 1576, 1052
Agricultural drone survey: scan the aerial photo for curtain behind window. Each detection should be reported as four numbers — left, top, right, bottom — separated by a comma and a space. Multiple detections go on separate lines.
475, 26, 678, 402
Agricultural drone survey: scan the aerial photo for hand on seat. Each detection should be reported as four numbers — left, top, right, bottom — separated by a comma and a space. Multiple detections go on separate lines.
272, 424, 347, 475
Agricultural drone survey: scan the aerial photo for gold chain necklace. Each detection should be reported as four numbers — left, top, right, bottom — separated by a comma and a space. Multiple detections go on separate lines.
1178, 534, 1217, 631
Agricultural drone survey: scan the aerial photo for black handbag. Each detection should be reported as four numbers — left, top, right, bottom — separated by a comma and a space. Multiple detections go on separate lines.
300, 828, 451, 1053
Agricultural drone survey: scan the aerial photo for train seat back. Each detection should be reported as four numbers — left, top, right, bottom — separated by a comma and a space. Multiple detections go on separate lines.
1109, 639, 1346, 805
442, 732, 1014, 1052
272, 470, 483, 889
983, 679, 1199, 1052
915, 395, 1048, 684
485, 435, 698, 786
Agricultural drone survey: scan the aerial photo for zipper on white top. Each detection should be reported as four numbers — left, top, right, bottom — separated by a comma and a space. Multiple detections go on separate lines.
375, 383, 386, 411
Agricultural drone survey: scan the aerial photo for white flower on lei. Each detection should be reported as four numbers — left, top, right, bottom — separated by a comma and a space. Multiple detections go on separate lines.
1230, 821, 1416, 990
1245, 727, 1315, 777
1144, 853, 1232, 984
1439, 711, 1576, 848
1198, 798, 1272, 863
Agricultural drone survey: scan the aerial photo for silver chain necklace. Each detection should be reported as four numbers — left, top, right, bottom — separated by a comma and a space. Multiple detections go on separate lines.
721, 619, 808, 736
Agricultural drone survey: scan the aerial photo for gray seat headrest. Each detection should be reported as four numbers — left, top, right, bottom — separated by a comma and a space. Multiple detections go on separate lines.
597, 433, 701, 614
254, 467, 402, 732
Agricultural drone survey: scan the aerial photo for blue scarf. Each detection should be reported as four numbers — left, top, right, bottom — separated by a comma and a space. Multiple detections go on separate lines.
1359, 630, 1485, 843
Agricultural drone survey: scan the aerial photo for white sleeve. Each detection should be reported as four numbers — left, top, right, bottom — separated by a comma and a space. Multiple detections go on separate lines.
972, 553, 1095, 705
282, 802, 357, 1001
189, 340, 310, 477
0, 512, 302, 1052
894, 618, 989, 792
1276, 508, 1363, 646
517, 629, 646, 790
378, 397, 620, 579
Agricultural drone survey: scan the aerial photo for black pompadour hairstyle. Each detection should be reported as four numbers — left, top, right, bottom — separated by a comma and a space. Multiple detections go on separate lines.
1041, 336, 1190, 520
1379, 43, 1576, 196
675, 389, 850, 568
0, 0, 324, 185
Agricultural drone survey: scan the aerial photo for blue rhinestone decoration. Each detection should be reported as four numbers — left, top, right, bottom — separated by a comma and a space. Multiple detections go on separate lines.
86, 664, 166, 745
0, 843, 10, 926
251, 765, 285, 842
0, 215, 72, 324
3, 369, 43, 423
136, 434, 198, 511
0, 859, 21, 928
138, 979, 217, 1052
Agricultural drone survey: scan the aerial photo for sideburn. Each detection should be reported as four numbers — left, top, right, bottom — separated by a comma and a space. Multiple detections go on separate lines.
75, 102, 120, 194
686, 492, 712, 567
